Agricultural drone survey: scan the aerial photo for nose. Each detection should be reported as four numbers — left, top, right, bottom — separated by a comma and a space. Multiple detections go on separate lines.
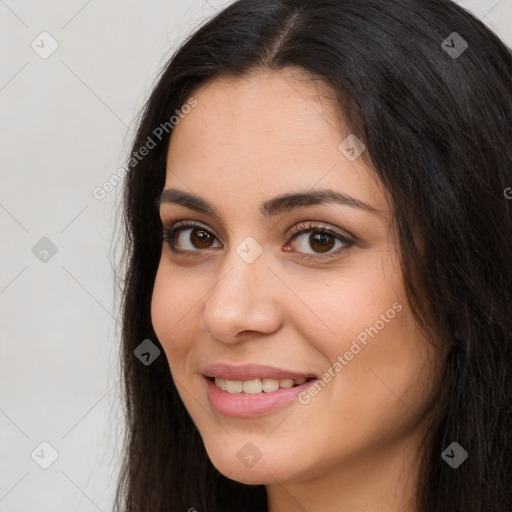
201, 242, 282, 343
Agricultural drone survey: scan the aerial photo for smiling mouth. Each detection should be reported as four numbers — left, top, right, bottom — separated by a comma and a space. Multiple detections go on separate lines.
207, 376, 316, 394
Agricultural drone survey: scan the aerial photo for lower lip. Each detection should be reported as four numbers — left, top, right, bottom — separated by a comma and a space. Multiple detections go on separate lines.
205, 377, 318, 418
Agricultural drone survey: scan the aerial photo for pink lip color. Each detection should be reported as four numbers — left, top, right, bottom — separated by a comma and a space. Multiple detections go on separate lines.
205, 376, 318, 418
202, 362, 317, 381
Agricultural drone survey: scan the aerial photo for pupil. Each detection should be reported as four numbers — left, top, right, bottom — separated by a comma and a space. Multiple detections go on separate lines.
191, 229, 213, 248
310, 232, 334, 253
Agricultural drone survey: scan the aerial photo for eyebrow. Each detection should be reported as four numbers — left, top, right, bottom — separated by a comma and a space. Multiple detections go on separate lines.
156, 188, 383, 220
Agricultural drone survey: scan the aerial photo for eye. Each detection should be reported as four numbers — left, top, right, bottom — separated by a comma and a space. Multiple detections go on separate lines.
285, 221, 354, 261
160, 219, 354, 261
161, 220, 221, 255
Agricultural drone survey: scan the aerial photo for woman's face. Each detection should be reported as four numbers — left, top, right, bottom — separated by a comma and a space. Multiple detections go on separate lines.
151, 68, 444, 488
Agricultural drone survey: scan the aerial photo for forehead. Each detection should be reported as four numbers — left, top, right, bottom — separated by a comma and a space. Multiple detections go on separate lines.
168, 68, 342, 158
164, 68, 388, 215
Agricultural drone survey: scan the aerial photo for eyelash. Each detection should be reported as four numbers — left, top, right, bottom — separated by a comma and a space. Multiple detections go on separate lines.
160, 220, 354, 261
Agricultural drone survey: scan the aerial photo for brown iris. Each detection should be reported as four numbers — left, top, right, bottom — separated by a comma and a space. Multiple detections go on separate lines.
190, 228, 214, 248
308, 232, 335, 253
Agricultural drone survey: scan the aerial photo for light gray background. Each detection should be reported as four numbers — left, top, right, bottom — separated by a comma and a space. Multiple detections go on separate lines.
1, 1, 510, 510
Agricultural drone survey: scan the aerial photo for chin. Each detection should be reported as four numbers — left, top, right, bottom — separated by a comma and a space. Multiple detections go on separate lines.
203, 439, 309, 486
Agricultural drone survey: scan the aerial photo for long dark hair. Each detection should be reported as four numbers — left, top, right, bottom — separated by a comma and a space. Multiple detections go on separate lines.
113, 1, 512, 510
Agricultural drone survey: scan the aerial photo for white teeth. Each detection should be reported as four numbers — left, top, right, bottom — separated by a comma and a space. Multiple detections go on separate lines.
213, 376, 309, 393
262, 378, 280, 392
242, 379, 263, 394
215, 377, 227, 391
279, 379, 294, 389
225, 379, 243, 393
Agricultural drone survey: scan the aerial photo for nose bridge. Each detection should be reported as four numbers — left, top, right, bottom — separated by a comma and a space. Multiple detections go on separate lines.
201, 234, 281, 341
216, 233, 268, 295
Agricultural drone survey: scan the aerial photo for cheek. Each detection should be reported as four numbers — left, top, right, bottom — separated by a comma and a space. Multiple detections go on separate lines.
151, 264, 174, 342
300, 247, 403, 357
150, 261, 199, 366
304, 296, 438, 446
289, 250, 439, 433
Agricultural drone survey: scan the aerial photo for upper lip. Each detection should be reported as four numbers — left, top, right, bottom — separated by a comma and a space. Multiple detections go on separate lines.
202, 363, 317, 381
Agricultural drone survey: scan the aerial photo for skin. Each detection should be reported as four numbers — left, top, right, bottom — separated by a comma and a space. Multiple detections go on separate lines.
151, 67, 446, 512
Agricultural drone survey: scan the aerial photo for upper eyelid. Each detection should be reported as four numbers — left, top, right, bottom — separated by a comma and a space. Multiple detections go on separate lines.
159, 205, 358, 239
289, 222, 352, 239
163, 219, 353, 245
163, 219, 220, 238
162, 218, 346, 235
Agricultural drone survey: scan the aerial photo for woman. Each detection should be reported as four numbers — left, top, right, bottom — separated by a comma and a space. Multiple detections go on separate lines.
113, 0, 512, 510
